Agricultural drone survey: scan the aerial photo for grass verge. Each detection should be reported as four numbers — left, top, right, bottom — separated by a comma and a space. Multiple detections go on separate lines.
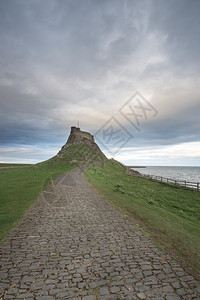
85, 159, 200, 278
0, 161, 76, 243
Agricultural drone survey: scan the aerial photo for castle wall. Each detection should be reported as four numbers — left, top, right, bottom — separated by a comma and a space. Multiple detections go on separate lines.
70, 127, 94, 142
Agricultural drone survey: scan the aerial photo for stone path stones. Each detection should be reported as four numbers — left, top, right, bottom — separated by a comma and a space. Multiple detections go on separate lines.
0, 168, 199, 299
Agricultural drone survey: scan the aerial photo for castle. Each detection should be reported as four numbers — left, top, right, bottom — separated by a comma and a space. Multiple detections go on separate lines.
57, 126, 107, 159
67, 126, 95, 144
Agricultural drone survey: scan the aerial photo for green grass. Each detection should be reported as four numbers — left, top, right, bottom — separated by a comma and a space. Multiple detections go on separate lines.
46, 144, 106, 166
86, 159, 200, 276
0, 163, 32, 167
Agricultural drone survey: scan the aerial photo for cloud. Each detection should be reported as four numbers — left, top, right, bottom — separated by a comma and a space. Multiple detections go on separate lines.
0, 0, 199, 164
112, 142, 200, 166
0, 144, 59, 164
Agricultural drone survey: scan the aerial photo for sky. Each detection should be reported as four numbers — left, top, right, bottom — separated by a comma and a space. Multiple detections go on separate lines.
0, 0, 200, 166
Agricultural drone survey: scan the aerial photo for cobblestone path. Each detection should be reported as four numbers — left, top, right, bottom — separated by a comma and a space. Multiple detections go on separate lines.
0, 168, 199, 300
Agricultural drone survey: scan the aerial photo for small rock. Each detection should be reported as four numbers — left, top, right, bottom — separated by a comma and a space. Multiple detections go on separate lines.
137, 293, 146, 299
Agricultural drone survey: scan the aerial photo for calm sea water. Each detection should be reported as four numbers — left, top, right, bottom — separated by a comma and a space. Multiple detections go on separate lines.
132, 166, 200, 183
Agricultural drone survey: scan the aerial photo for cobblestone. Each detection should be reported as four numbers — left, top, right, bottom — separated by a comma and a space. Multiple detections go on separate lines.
0, 168, 199, 299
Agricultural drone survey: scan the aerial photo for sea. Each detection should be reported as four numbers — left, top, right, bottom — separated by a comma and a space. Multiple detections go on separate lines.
132, 166, 200, 183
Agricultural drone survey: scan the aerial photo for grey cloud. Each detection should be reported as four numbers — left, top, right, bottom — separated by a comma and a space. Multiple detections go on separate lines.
148, 0, 200, 73
0, 0, 150, 79
0, 0, 199, 164
131, 101, 200, 146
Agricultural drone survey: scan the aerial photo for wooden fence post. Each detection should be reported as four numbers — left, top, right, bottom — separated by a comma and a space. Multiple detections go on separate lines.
197, 182, 199, 191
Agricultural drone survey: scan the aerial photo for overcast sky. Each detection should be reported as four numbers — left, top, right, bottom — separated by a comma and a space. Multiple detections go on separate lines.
0, 0, 200, 166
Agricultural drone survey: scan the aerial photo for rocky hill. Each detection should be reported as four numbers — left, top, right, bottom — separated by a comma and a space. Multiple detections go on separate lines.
44, 126, 107, 166
58, 126, 107, 159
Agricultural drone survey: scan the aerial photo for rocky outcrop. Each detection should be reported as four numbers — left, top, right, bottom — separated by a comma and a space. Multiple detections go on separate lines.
125, 167, 141, 176
57, 126, 107, 159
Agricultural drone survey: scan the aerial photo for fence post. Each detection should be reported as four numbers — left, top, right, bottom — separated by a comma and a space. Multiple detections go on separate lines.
185, 181, 186, 187
175, 180, 177, 186
197, 182, 199, 191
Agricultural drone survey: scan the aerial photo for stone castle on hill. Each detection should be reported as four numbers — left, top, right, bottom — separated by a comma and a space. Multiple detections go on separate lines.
67, 126, 95, 145
57, 126, 107, 159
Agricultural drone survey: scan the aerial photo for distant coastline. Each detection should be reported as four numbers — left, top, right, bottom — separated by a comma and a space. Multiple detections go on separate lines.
128, 166, 146, 168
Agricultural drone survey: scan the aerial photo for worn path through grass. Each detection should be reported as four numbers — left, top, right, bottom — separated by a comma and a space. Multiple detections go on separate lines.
0, 145, 105, 243
0, 162, 76, 242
